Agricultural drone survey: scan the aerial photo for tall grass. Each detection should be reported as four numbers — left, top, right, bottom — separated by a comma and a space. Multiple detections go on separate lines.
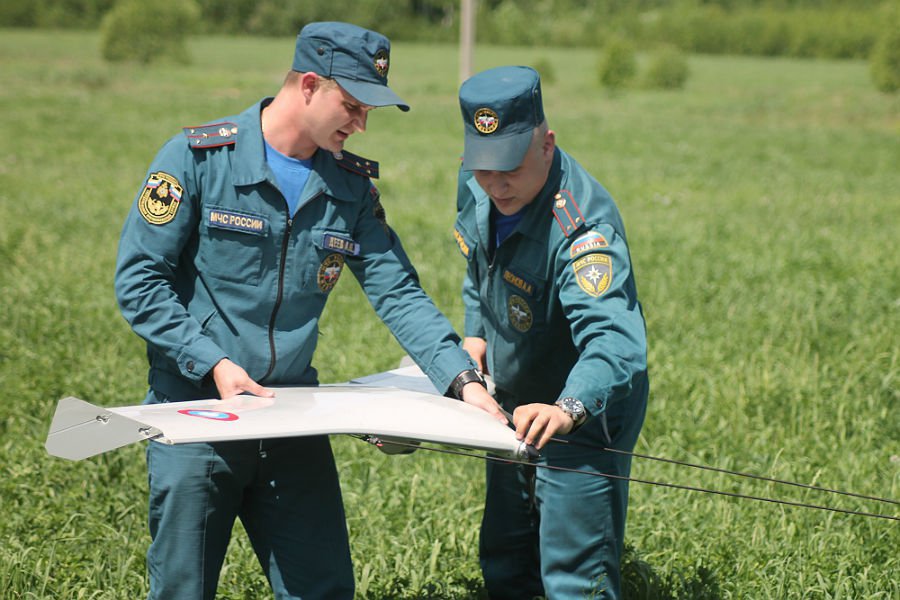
1, 30, 897, 598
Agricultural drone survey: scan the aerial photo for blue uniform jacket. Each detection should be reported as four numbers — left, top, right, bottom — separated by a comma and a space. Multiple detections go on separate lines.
454, 148, 647, 425
116, 99, 474, 401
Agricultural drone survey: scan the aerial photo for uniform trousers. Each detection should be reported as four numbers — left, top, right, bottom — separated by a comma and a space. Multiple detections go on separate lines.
480, 385, 646, 600
144, 391, 354, 599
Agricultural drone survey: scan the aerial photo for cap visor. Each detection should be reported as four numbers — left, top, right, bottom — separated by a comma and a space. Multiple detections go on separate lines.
461, 130, 533, 171
335, 78, 410, 112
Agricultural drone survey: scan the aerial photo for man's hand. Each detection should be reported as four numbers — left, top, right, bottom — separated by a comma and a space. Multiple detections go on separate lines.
460, 382, 508, 425
463, 337, 488, 374
513, 403, 574, 450
211, 358, 275, 399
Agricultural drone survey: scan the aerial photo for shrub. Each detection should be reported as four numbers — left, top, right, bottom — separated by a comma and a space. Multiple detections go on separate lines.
598, 37, 637, 91
100, 0, 199, 65
532, 57, 557, 85
644, 45, 689, 90
870, 27, 900, 93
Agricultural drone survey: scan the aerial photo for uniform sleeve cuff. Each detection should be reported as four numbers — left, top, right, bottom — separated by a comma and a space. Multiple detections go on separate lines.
177, 340, 227, 383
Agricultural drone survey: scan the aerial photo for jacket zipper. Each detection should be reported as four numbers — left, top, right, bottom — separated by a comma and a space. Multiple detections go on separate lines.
261, 214, 292, 382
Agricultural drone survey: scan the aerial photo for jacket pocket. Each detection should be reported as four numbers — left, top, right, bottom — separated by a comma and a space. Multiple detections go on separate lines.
198, 205, 268, 285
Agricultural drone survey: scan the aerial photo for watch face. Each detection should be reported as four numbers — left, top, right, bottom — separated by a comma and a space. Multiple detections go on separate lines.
559, 397, 585, 421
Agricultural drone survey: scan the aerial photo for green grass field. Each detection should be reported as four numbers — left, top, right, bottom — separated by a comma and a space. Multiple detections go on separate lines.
1, 29, 898, 599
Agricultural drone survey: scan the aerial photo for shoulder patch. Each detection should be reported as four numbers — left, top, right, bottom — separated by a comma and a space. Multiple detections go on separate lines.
371, 183, 389, 233
334, 150, 379, 179
551, 189, 585, 238
139, 171, 183, 225
569, 230, 609, 258
183, 122, 239, 149
572, 253, 612, 298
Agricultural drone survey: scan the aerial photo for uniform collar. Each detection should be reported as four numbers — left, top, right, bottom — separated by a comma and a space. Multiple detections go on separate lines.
230, 98, 358, 203
298, 151, 356, 204
231, 98, 273, 187
467, 147, 563, 244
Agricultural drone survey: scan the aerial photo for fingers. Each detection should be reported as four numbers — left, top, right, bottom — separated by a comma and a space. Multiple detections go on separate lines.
212, 358, 274, 399
513, 404, 573, 450
242, 379, 275, 398
460, 383, 508, 425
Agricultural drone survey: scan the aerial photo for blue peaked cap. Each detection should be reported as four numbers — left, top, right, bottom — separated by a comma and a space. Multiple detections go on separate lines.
293, 21, 409, 111
459, 66, 545, 171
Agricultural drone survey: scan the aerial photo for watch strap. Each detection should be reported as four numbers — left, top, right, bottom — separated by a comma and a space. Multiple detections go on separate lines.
555, 397, 587, 430
448, 369, 486, 400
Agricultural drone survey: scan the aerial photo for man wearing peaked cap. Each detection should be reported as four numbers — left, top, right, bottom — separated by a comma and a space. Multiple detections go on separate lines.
452, 65, 649, 599
115, 22, 505, 599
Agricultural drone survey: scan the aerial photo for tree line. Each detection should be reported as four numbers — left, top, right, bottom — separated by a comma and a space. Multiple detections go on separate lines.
2, 0, 897, 60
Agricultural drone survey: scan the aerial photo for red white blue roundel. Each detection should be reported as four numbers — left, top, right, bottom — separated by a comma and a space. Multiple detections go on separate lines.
178, 409, 239, 421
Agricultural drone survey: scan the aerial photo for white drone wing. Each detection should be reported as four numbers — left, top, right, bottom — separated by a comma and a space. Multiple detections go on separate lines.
45, 365, 525, 461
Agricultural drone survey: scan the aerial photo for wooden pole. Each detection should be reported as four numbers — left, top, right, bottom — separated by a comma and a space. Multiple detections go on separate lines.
460, 0, 475, 84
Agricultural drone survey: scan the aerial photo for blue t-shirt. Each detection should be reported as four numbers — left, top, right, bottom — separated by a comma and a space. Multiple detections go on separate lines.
264, 140, 313, 216
492, 203, 528, 249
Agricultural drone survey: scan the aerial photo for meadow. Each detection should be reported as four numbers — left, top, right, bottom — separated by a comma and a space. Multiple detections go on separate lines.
0, 29, 897, 599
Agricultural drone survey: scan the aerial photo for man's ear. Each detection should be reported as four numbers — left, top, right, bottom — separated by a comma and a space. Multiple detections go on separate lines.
543, 130, 557, 160
299, 72, 320, 101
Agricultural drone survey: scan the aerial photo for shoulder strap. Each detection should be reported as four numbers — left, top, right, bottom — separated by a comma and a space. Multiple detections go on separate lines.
334, 150, 379, 179
183, 122, 239, 149
551, 189, 586, 237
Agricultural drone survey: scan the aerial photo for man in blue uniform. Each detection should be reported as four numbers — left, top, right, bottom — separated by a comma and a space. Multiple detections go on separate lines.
115, 22, 503, 600
452, 66, 649, 599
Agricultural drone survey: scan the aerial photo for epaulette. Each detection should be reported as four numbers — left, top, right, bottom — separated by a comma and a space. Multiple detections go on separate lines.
334, 150, 379, 179
183, 122, 239, 149
551, 189, 586, 237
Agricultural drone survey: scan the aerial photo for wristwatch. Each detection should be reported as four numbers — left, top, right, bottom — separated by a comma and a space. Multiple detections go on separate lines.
555, 397, 587, 430
448, 369, 486, 400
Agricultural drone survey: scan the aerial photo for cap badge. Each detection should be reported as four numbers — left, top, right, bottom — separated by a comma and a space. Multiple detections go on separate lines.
474, 108, 499, 134
374, 49, 389, 77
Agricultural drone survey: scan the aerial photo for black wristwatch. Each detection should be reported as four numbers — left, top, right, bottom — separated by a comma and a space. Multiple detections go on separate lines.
448, 369, 487, 400
555, 397, 587, 430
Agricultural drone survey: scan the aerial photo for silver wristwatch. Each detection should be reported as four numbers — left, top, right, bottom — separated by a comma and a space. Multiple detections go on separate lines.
555, 397, 587, 430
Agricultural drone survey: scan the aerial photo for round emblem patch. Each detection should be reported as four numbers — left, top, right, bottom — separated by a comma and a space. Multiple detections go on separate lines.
138, 171, 183, 225
374, 49, 389, 77
507, 294, 533, 333
317, 253, 345, 293
474, 108, 499, 134
572, 253, 612, 297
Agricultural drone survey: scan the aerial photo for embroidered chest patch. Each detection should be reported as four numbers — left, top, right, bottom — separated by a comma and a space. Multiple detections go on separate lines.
208, 209, 268, 235
139, 172, 183, 225
570, 230, 609, 258
322, 233, 360, 256
573, 254, 612, 297
454, 229, 470, 258
502, 269, 534, 296
507, 294, 533, 333
318, 253, 345, 293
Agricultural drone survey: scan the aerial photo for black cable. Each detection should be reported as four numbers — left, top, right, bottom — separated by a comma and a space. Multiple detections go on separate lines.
498, 407, 899, 507
356, 436, 900, 522
551, 437, 900, 507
